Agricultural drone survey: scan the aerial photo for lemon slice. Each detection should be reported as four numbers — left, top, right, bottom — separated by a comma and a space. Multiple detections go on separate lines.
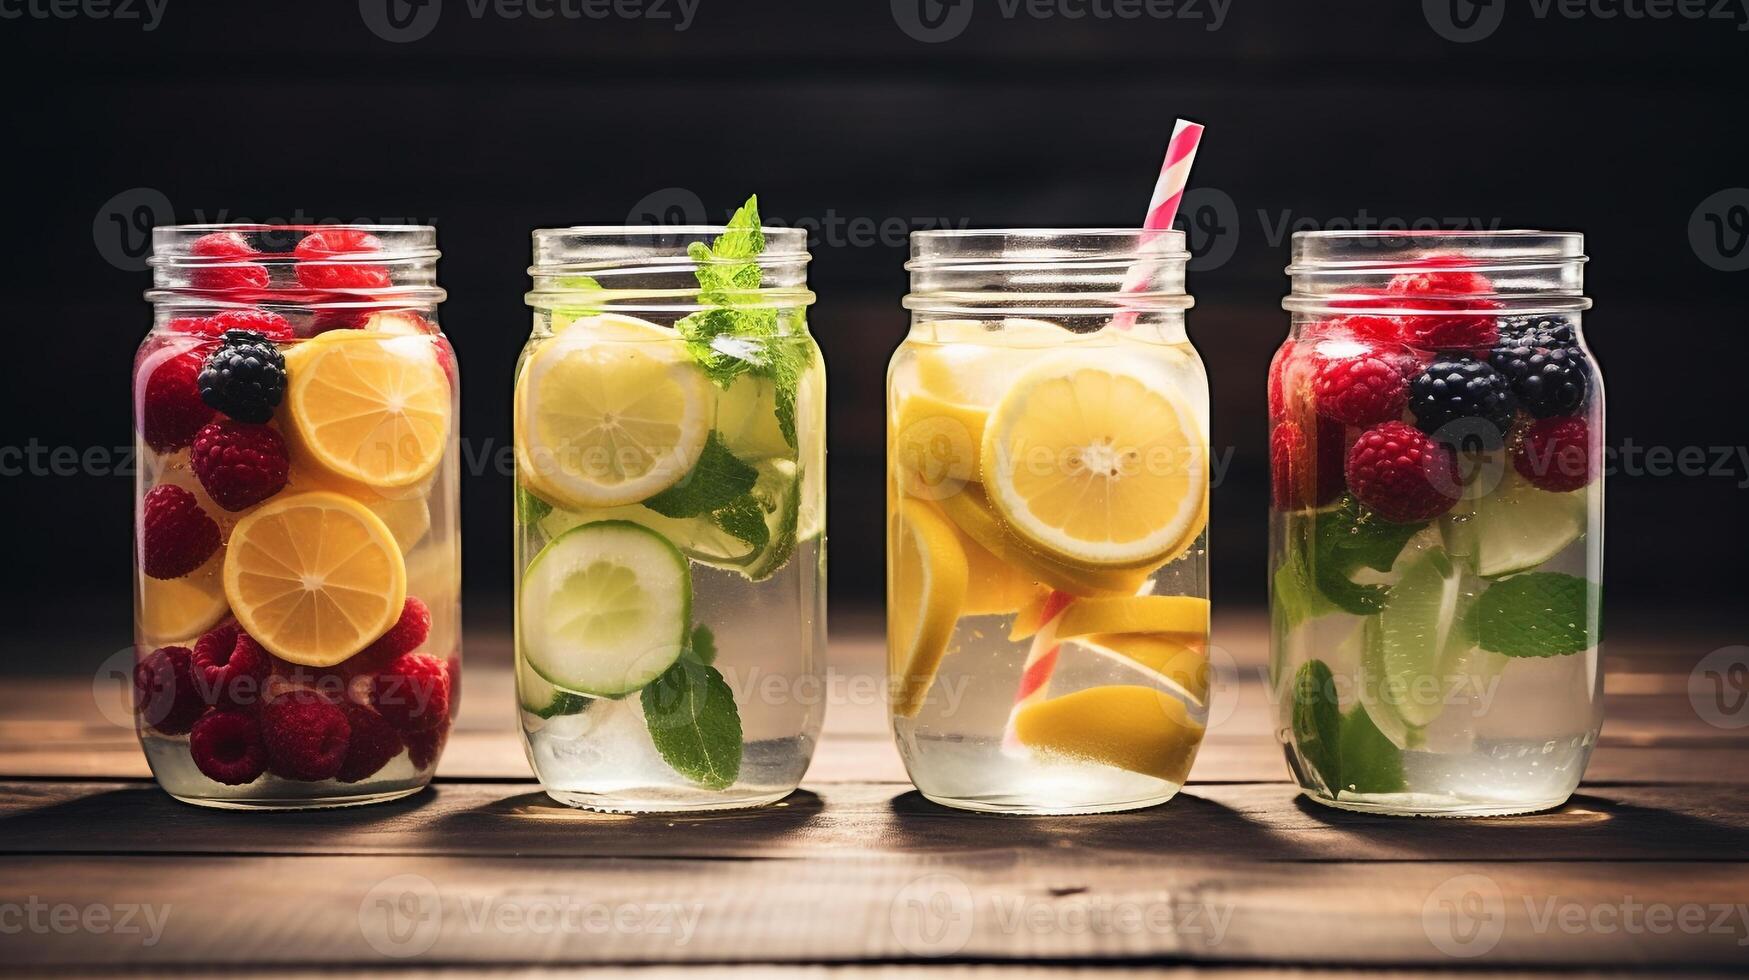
223, 491, 407, 667
1008, 586, 1060, 641
956, 521, 1037, 616
980, 355, 1206, 567
285, 330, 451, 489
1055, 595, 1210, 639
935, 485, 1151, 598
891, 391, 989, 499
1012, 684, 1205, 783
1074, 634, 1211, 706
889, 500, 968, 718
288, 465, 431, 553
138, 555, 228, 646
909, 319, 1069, 404
514, 317, 711, 509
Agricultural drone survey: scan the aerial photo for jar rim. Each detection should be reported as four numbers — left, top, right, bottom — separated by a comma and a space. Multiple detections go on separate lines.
1283, 229, 1590, 316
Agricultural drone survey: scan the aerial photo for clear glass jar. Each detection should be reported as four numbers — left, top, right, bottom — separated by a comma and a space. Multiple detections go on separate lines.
1272, 230, 1602, 817
135, 224, 460, 809
889, 229, 1211, 814
516, 226, 825, 812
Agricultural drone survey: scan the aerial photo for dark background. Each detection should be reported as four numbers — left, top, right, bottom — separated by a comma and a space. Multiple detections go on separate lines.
1, 0, 1745, 667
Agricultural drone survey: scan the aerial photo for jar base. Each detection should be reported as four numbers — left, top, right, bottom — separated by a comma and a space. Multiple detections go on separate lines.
919, 787, 1183, 816
167, 784, 430, 811
1301, 789, 1572, 819
542, 788, 795, 814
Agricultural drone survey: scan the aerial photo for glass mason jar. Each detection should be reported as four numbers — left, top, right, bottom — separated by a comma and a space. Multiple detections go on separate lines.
889, 229, 1212, 814
516, 226, 825, 812
1271, 231, 1602, 817
135, 224, 460, 809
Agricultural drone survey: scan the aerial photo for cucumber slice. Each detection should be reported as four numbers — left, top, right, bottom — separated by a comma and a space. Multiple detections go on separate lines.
1447, 468, 1585, 578
517, 652, 587, 718
541, 503, 760, 567
519, 520, 692, 698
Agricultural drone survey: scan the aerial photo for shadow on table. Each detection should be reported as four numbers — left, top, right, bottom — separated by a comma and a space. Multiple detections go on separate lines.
0, 783, 437, 852
1287, 791, 1749, 859
885, 789, 1304, 858
420, 789, 827, 855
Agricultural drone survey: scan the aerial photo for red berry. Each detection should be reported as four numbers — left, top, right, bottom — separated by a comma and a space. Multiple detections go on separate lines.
1345, 421, 1461, 523
141, 484, 220, 579
1270, 419, 1345, 511
140, 348, 215, 452
1387, 269, 1499, 350
260, 691, 352, 782
405, 719, 449, 770
370, 653, 452, 732
336, 704, 404, 783
1267, 340, 1298, 421
294, 229, 391, 290
189, 710, 268, 785
203, 308, 295, 342
192, 622, 272, 710
134, 645, 207, 735
1388, 269, 1493, 299
189, 232, 270, 292
354, 597, 431, 671
1312, 351, 1408, 426
1321, 314, 1405, 345
1514, 416, 1597, 492
190, 420, 290, 511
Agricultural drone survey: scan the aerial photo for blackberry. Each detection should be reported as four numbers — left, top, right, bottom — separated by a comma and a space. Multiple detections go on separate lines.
1490, 316, 1591, 417
198, 330, 286, 424
1409, 357, 1517, 449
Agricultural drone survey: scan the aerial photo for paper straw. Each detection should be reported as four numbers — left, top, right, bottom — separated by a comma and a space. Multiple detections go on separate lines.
1113, 118, 1204, 330
1000, 590, 1073, 751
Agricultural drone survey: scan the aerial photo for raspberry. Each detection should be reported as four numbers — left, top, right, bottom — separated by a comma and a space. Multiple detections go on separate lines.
1270, 418, 1344, 511
354, 597, 431, 671
1345, 421, 1461, 524
189, 710, 268, 785
261, 690, 352, 782
140, 348, 216, 452
203, 309, 295, 342
198, 331, 286, 424
190, 419, 289, 511
405, 719, 449, 770
189, 232, 270, 293
1311, 351, 1408, 426
1313, 314, 1405, 346
294, 229, 391, 290
1514, 416, 1597, 492
192, 622, 272, 710
370, 653, 452, 732
1386, 269, 1500, 349
337, 704, 404, 783
1388, 269, 1494, 299
1268, 340, 1299, 421
134, 645, 206, 735
141, 484, 220, 579
1408, 358, 1517, 449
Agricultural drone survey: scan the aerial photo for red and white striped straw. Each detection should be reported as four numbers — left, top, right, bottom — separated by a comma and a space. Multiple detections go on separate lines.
1113, 118, 1205, 330
1000, 590, 1073, 752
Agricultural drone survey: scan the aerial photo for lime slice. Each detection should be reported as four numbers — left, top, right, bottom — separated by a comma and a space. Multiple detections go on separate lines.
519, 520, 692, 697
517, 652, 588, 718
1447, 468, 1586, 578
1360, 548, 1465, 745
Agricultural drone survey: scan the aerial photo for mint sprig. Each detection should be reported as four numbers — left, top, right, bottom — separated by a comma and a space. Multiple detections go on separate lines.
645, 434, 759, 519
1476, 572, 1600, 658
640, 625, 742, 790
1275, 497, 1427, 630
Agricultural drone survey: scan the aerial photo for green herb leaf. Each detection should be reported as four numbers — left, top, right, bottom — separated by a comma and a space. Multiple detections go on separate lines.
1338, 705, 1407, 794
516, 483, 554, 526
1292, 497, 1429, 618
645, 434, 760, 519
683, 624, 718, 666
640, 656, 743, 789
1291, 659, 1342, 793
1475, 572, 1600, 658
711, 495, 770, 553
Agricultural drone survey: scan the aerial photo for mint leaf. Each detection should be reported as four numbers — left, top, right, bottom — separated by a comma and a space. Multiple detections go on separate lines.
640, 656, 743, 789
711, 495, 770, 552
744, 465, 802, 582
1339, 705, 1406, 793
1291, 659, 1342, 792
683, 625, 718, 666
1476, 572, 1600, 658
516, 483, 553, 526
645, 434, 759, 519
1296, 496, 1429, 617
553, 275, 605, 319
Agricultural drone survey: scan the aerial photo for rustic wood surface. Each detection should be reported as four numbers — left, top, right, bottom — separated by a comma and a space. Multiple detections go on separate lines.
1, 614, 1744, 977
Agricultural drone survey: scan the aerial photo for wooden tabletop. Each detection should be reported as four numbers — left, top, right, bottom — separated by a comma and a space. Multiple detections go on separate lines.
2, 612, 1745, 977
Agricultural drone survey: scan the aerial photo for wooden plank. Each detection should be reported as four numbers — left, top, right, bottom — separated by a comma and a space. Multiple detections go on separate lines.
0, 853, 1743, 970
3, 781, 1745, 865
